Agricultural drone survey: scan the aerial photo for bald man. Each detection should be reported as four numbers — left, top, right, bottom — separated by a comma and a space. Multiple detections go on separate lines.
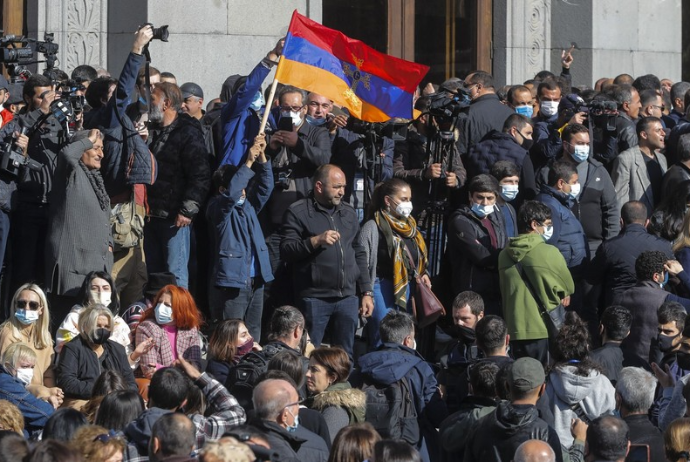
252, 379, 329, 462
513, 440, 556, 462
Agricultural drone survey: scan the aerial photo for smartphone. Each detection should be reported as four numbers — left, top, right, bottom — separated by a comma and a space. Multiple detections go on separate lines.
278, 117, 294, 132
625, 444, 650, 462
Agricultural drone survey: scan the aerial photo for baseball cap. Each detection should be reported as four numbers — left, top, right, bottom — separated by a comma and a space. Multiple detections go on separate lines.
509, 357, 545, 392
0, 75, 9, 92
180, 82, 203, 100
6, 83, 24, 105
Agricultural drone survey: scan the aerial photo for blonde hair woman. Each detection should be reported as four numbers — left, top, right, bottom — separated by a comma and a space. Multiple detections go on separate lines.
0, 284, 60, 401
665, 418, 690, 462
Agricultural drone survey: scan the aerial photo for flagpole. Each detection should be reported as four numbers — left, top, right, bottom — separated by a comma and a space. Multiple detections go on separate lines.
260, 73, 280, 134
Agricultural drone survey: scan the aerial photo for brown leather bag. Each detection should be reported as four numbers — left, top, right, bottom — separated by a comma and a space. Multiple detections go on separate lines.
403, 244, 445, 328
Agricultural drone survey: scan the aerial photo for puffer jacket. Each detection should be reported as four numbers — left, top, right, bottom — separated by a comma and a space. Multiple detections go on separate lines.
535, 185, 589, 274
147, 113, 211, 219
463, 401, 564, 462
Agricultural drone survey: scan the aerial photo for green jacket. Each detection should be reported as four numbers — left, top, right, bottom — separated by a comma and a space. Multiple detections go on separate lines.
498, 233, 574, 340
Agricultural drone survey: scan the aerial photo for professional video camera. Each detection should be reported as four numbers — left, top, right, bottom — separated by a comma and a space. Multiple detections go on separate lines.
345, 118, 408, 142
427, 88, 471, 122
56, 79, 86, 116
0, 32, 59, 81
562, 94, 619, 132
0, 128, 42, 177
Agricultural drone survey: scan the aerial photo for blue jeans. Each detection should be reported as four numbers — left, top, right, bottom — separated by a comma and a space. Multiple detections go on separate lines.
368, 278, 412, 350
218, 283, 265, 341
301, 295, 359, 358
144, 217, 190, 288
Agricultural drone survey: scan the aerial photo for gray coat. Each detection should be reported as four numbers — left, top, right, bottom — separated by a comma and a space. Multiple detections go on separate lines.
46, 138, 113, 296
611, 146, 667, 215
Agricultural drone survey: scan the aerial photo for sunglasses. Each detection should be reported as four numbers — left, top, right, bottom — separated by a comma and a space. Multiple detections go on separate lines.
93, 430, 124, 443
16, 300, 40, 310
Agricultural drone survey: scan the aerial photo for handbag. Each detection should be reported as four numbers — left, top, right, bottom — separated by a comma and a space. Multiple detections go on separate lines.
514, 261, 566, 339
402, 244, 445, 328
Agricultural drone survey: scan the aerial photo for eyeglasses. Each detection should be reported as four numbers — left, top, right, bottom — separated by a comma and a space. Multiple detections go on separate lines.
16, 300, 40, 310
652, 105, 666, 111
283, 400, 303, 410
280, 105, 304, 112
93, 430, 124, 443
307, 101, 332, 109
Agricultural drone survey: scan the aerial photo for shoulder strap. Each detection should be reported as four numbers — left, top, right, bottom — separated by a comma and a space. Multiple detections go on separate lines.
401, 242, 419, 277
514, 261, 548, 316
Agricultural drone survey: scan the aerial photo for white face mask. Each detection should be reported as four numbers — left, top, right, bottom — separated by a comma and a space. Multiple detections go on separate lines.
392, 200, 413, 218
542, 225, 554, 241
90, 290, 112, 307
568, 182, 581, 199
500, 184, 519, 201
155, 303, 174, 325
280, 110, 303, 126
571, 145, 590, 163
16, 368, 33, 386
540, 101, 559, 117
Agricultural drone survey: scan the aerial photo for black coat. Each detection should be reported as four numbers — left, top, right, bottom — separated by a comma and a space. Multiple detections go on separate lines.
252, 419, 329, 462
147, 113, 211, 219
624, 414, 666, 462
280, 197, 372, 299
56, 335, 137, 399
588, 223, 673, 306
463, 401, 563, 462
457, 94, 514, 155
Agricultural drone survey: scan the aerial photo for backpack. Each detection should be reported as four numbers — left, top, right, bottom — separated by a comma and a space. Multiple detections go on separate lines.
226, 343, 284, 409
362, 375, 420, 445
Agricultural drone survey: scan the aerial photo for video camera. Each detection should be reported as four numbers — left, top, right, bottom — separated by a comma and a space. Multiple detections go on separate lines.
0, 128, 42, 178
0, 32, 59, 80
428, 87, 471, 121
562, 94, 619, 132
56, 79, 86, 115
346, 118, 408, 142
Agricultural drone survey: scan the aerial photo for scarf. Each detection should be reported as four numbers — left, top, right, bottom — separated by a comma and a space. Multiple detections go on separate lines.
375, 210, 428, 309
79, 160, 110, 211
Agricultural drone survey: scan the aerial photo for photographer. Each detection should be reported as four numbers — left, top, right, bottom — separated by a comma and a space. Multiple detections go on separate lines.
393, 96, 466, 218
11, 74, 66, 294
83, 24, 157, 308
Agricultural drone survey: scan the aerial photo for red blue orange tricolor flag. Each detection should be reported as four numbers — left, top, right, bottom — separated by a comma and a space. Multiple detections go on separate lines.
275, 11, 429, 123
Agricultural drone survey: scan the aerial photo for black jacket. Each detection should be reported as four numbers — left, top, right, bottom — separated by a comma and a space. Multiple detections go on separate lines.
457, 93, 515, 155
624, 414, 666, 462
463, 401, 563, 462
56, 335, 137, 399
447, 205, 508, 313
280, 196, 372, 299
465, 130, 537, 203
147, 113, 211, 219
588, 223, 673, 306
252, 419, 329, 462
588, 342, 650, 385
662, 163, 690, 201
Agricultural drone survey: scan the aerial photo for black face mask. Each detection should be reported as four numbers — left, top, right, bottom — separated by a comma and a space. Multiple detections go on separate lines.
453, 324, 476, 345
677, 352, 690, 371
658, 333, 680, 353
93, 328, 112, 345
519, 133, 534, 151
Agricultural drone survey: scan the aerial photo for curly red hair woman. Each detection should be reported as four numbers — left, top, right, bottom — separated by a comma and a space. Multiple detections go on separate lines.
135, 285, 204, 379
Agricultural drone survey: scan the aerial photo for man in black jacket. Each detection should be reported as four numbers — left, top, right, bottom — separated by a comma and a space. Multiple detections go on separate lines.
280, 164, 373, 358
144, 82, 210, 289
463, 357, 565, 462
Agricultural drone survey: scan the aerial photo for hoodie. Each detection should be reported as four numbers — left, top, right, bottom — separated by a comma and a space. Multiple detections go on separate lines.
124, 407, 171, 459
545, 365, 616, 448
498, 233, 574, 340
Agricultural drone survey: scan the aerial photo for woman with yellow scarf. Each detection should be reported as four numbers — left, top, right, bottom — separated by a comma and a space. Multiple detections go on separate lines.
360, 178, 431, 349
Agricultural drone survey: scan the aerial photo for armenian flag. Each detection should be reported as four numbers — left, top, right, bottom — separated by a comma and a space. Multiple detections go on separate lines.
275, 11, 429, 123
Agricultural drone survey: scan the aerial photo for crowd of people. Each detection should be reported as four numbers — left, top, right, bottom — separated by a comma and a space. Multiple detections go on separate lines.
1, 21, 690, 462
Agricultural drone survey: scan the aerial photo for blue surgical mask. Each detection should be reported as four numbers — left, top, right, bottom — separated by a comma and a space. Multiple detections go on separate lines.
15, 308, 39, 326
500, 185, 519, 202
306, 115, 327, 126
515, 105, 533, 118
571, 144, 590, 163
236, 196, 246, 206
661, 272, 669, 289
286, 408, 300, 432
155, 303, 174, 325
471, 203, 494, 218
249, 91, 264, 111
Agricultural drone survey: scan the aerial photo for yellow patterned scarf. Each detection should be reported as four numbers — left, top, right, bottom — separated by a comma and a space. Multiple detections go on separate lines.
375, 210, 428, 309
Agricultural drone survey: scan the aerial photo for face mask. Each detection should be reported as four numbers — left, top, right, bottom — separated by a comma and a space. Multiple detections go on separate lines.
236, 337, 254, 358
520, 135, 534, 151
515, 105, 533, 118
677, 352, 690, 371
92, 328, 112, 345
540, 101, 559, 117
280, 110, 302, 126
471, 203, 494, 218
500, 184, 519, 202
542, 225, 554, 241
661, 271, 669, 289
286, 408, 300, 432
155, 303, 174, 325
15, 368, 33, 386
568, 182, 581, 199
249, 92, 264, 111
393, 200, 413, 218
90, 290, 112, 307
658, 333, 680, 353
571, 144, 590, 163
236, 196, 246, 206
15, 308, 39, 326
411, 339, 417, 351
306, 114, 327, 127
456, 325, 476, 345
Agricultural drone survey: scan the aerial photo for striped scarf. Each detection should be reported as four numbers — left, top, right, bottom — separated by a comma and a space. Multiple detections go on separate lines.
375, 210, 428, 310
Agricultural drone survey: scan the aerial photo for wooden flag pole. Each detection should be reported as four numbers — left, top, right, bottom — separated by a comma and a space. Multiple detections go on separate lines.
260, 74, 281, 134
